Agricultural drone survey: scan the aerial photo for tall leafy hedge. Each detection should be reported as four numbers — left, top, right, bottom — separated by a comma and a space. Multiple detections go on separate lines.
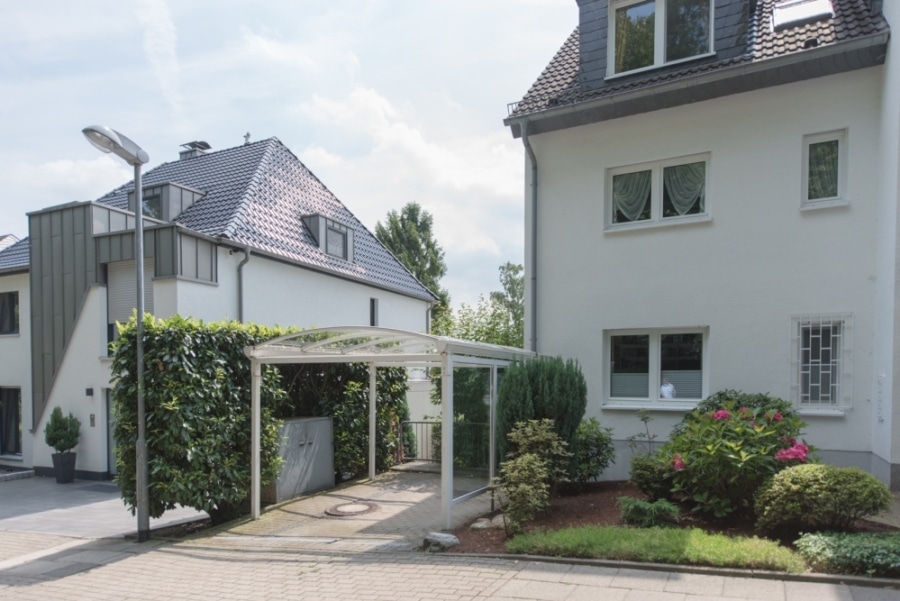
111, 316, 289, 524
497, 356, 587, 470
111, 316, 411, 524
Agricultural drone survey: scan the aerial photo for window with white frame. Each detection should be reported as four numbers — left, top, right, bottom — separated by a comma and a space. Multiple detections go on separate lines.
802, 130, 847, 208
609, 0, 712, 76
607, 154, 709, 228
791, 314, 852, 408
608, 329, 706, 402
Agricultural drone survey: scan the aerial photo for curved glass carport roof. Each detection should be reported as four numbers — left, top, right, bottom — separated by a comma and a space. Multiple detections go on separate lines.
244, 326, 535, 528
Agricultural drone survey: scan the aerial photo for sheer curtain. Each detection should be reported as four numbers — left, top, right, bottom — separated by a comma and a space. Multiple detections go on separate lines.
808, 141, 838, 200
663, 162, 705, 216
612, 170, 652, 222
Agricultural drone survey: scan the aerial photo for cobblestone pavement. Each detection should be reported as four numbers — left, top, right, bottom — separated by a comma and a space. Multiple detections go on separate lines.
1, 471, 897, 601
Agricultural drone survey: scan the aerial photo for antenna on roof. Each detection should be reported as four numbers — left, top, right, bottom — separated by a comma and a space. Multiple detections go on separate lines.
244, 132, 251, 145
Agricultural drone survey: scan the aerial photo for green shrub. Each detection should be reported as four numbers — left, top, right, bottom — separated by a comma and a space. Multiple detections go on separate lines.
618, 496, 679, 528
755, 464, 892, 533
44, 407, 81, 454
495, 452, 550, 536
629, 453, 671, 501
672, 390, 794, 437
505, 419, 571, 486
497, 356, 587, 476
660, 398, 810, 517
795, 532, 900, 577
571, 418, 616, 489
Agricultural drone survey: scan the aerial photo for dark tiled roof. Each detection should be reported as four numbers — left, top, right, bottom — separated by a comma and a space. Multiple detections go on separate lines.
0, 237, 30, 272
508, 0, 889, 119
95, 138, 436, 302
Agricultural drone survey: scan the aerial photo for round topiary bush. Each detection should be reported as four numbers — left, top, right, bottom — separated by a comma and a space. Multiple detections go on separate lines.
755, 464, 892, 533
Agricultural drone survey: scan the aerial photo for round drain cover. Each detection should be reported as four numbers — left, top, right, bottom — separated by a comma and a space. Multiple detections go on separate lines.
325, 501, 379, 517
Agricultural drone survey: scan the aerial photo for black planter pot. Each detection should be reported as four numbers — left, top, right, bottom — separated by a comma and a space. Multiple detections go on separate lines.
51, 452, 76, 484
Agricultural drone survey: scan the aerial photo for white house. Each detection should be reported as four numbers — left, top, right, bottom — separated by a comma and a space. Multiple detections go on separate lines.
504, 0, 900, 489
0, 137, 436, 479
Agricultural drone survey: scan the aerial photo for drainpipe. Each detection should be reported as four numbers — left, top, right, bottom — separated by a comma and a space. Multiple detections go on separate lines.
228, 244, 251, 323
521, 120, 538, 353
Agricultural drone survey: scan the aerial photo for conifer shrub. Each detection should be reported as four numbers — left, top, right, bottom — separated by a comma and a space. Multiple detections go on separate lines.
496, 356, 587, 477
618, 496, 680, 528
755, 464, 892, 533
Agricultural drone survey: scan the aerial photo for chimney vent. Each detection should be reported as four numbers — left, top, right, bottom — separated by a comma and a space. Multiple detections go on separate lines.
179, 140, 211, 160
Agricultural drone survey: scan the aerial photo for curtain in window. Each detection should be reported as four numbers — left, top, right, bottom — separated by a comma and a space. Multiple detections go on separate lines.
808, 140, 839, 200
0, 388, 21, 455
612, 170, 652, 222
0, 292, 16, 334
663, 162, 705, 215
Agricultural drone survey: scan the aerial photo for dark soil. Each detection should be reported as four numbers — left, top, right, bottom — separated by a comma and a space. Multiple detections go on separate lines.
452, 481, 898, 554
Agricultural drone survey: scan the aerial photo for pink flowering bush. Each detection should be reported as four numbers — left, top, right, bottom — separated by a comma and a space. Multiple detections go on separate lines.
659, 395, 812, 518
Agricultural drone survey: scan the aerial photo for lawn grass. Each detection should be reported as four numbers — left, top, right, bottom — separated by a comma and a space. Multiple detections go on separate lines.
506, 526, 807, 573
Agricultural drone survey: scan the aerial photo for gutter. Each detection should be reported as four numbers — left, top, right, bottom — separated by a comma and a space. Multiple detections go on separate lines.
235, 245, 251, 323
521, 121, 538, 353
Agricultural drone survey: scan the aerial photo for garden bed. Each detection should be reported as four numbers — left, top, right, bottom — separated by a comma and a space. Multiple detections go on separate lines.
452, 480, 898, 556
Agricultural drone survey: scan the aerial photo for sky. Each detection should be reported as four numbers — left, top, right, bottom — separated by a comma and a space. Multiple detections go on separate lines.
0, 0, 576, 309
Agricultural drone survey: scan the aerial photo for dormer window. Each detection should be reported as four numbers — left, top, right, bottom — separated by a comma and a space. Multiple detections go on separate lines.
609, 0, 712, 76
128, 183, 205, 222
303, 214, 354, 262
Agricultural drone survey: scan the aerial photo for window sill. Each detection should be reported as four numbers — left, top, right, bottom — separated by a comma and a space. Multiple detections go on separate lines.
800, 198, 849, 212
605, 214, 711, 234
797, 407, 847, 417
605, 52, 717, 82
603, 402, 700, 412
0, 454, 23, 462
0, 333, 21, 338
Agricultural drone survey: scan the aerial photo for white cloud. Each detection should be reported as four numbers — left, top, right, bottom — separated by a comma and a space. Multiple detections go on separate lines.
135, 0, 183, 121
238, 30, 360, 75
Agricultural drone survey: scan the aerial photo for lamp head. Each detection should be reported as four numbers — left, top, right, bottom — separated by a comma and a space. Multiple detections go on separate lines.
82, 125, 149, 166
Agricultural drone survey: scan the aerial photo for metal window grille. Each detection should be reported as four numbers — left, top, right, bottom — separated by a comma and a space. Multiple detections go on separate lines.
790, 314, 852, 408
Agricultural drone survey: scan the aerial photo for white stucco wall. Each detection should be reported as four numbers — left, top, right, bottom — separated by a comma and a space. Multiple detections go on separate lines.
529, 67, 884, 460
0, 271, 32, 468
33, 285, 115, 475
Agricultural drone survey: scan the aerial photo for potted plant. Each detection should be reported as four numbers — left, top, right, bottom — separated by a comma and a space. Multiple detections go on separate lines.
44, 407, 81, 483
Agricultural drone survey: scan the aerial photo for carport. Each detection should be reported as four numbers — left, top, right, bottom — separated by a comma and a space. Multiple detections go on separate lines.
244, 326, 534, 528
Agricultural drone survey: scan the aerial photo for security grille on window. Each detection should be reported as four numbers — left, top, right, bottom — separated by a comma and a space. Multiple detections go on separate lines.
608, 154, 708, 228
791, 314, 852, 408
610, 0, 712, 75
609, 330, 705, 402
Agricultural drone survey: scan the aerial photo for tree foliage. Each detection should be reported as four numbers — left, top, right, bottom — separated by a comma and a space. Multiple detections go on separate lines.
375, 202, 450, 317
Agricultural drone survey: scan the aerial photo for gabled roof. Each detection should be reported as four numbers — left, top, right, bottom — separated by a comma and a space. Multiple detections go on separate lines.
0, 236, 30, 274
94, 138, 437, 302
506, 0, 889, 131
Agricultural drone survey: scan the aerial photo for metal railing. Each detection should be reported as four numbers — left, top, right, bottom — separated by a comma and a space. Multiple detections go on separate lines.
397, 420, 440, 463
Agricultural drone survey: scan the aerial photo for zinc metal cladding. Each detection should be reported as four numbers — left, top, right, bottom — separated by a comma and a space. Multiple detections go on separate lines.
93, 138, 436, 302
508, 0, 888, 119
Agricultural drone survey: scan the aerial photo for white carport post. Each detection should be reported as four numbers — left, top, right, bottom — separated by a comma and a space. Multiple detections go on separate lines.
250, 357, 261, 520
369, 362, 377, 480
441, 352, 454, 529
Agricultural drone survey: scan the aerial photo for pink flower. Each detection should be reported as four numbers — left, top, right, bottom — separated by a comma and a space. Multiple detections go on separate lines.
713, 409, 731, 421
775, 442, 809, 463
672, 454, 685, 471
738, 406, 752, 417
770, 412, 783, 422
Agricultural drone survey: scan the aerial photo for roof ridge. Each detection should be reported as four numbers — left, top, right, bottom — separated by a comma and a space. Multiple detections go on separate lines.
219, 138, 281, 239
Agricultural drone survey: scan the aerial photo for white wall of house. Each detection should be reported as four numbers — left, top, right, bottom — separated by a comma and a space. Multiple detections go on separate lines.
528, 67, 885, 472
0, 271, 32, 469
873, 1, 900, 483
33, 285, 115, 475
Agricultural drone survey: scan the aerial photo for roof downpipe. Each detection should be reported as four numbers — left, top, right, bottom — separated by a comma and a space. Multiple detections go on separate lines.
222, 241, 251, 322
521, 120, 538, 353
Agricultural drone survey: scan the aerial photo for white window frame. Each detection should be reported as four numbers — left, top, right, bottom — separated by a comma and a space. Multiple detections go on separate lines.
604, 327, 708, 408
607, 0, 715, 78
790, 313, 852, 410
801, 129, 848, 210
605, 152, 711, 231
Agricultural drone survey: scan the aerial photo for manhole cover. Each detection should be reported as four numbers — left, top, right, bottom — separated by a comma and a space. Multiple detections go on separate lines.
325, 501, 379, 517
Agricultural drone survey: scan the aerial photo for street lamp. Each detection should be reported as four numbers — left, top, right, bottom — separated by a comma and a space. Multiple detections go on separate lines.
82, 125, 151, 542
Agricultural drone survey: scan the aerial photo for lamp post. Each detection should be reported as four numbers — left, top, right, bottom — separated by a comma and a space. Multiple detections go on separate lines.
82, 125, 151, 542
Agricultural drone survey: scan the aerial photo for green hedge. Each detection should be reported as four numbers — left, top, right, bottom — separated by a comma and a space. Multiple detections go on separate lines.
111, 316, 411, 524
795, 532, 900, 577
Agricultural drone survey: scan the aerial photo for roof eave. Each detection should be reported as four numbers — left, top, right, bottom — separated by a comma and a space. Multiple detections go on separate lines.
505, 30, 890, 138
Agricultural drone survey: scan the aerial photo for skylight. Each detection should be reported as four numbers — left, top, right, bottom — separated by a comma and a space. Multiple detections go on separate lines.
773, 0, 834, 31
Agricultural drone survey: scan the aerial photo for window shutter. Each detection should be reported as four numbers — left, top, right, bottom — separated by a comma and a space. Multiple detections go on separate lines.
107, 259, 154, 325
